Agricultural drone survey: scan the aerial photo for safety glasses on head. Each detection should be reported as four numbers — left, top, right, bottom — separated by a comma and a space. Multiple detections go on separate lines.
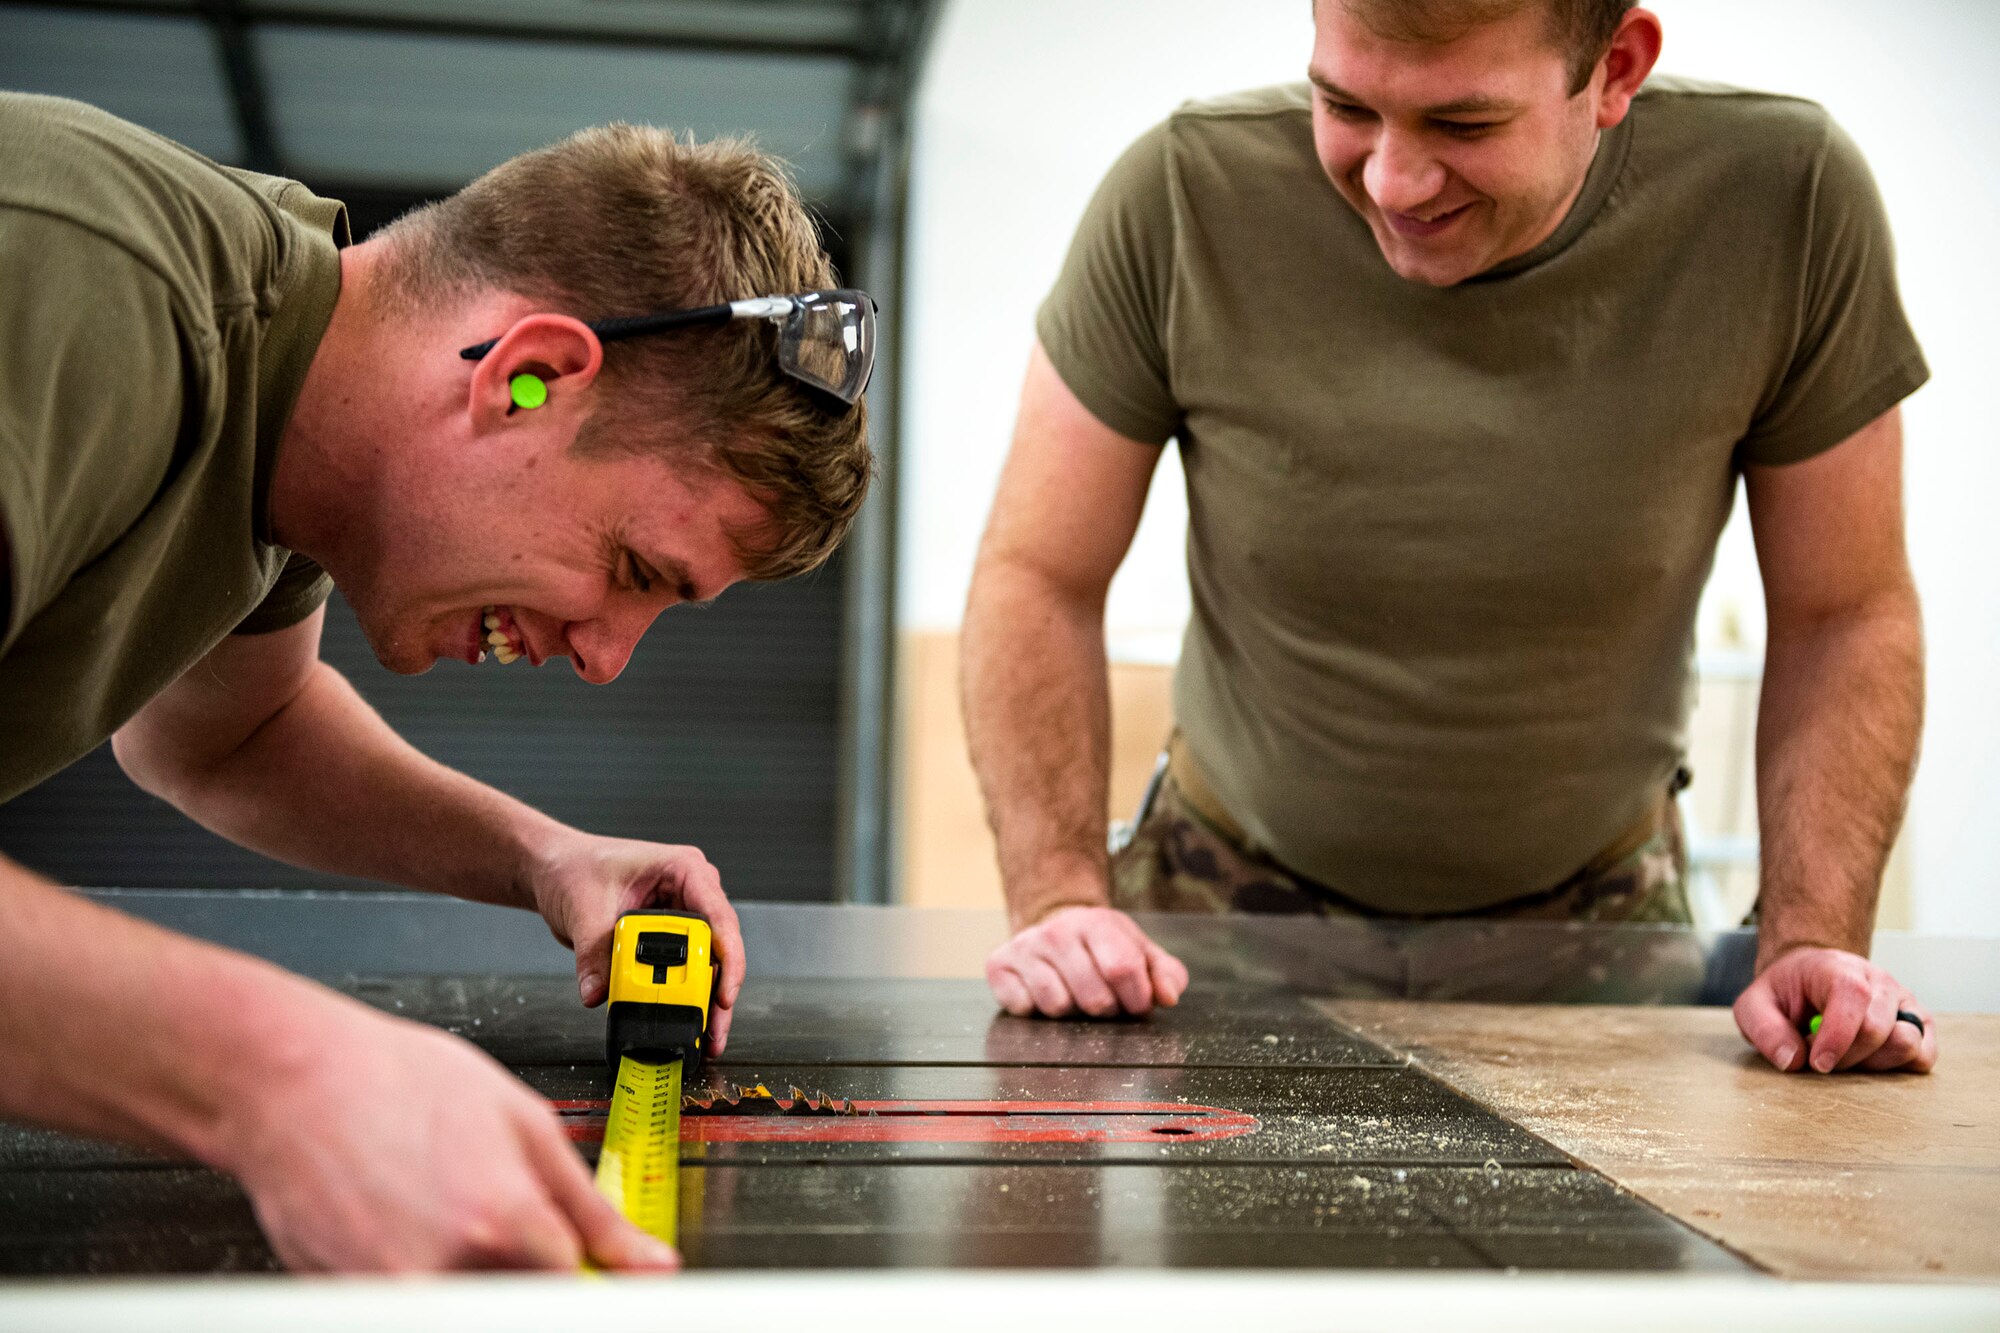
458, 288, 878, 408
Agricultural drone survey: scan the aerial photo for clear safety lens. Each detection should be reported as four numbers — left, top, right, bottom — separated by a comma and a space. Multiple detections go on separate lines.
777, 290, 875, 405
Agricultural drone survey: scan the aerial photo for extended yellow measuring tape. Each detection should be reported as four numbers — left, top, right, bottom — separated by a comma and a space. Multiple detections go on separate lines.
594, 911, 715, 1254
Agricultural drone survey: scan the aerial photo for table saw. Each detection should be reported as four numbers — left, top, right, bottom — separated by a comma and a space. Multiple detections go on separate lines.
1, 895, 1994, 1329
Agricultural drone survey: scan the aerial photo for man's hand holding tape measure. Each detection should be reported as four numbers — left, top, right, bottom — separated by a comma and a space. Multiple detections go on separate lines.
524, 830, 747, 1054
236, 831, 745, 1274
0, 824, 746, 1276
230, 987, 683, 1273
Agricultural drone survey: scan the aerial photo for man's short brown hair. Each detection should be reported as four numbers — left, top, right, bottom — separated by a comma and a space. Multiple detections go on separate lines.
1336, 0, 1640, 93
380, 124, 871, 581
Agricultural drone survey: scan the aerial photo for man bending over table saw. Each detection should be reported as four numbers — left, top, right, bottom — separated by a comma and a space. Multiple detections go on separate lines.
0, 94, 874, 1270
967, 0, 1940, 1076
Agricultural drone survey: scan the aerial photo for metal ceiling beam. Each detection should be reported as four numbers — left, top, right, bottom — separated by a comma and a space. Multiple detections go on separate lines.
0, 0, 870, 60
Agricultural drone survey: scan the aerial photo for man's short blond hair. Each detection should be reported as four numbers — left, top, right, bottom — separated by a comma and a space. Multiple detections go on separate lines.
379, 123, 871, 581
1336, 0, 1640, 93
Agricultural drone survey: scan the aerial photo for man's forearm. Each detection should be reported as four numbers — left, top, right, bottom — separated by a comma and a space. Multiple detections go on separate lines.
1753, 585, 1924, 965
122, 661, 566, 909
0, 854, 355, 1168
961, 559, 1116, 929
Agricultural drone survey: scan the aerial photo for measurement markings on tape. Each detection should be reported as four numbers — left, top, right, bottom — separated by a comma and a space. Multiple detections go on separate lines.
557, 1097, 1259, 1145
592, 909, 717, 1253
594, 1056, 684, 1245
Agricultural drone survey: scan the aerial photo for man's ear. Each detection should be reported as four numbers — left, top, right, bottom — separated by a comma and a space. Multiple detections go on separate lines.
466, 313, 605, 434
1593, 7, 1662, 130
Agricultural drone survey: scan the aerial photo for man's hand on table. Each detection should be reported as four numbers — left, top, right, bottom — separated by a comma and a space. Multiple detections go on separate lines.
986, 904, 1189, 1019
1733, 945, 1937, 1074
525, 831, 746, 1055
229, 1003, 678, 1273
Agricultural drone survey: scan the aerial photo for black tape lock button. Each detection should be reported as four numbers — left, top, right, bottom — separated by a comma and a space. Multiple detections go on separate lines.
635, 931, 690, 983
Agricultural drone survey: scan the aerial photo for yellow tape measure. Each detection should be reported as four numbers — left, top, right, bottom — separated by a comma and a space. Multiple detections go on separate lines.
592, 911, 716, 1256
595, 1054, 683, 1245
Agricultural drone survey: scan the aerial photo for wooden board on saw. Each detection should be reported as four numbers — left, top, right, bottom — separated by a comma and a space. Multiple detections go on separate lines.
1320, 1001, 2000, 1282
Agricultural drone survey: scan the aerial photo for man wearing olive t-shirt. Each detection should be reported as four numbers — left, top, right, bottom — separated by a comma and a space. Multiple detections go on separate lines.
0, 95, 873, 1270
966, 0, 1939, 1076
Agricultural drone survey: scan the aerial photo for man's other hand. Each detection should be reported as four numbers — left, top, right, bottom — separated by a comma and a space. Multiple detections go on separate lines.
1733, 946, 1937, 1074
232, 1009, 677, 1273
986, 905, 1189, 1018
527, 833, 745, 1055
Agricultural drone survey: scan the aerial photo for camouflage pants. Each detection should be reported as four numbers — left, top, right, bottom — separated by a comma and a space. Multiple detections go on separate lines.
1109, 769, 1701, 1002
1111, 771, 1692, 924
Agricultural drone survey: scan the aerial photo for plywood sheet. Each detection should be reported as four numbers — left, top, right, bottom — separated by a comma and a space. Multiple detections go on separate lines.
1322, 1001, 2000, 1281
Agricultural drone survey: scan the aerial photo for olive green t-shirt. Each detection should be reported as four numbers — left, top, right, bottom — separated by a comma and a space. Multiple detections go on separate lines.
0, 94, 343, 804
1038, 78, 1929, 912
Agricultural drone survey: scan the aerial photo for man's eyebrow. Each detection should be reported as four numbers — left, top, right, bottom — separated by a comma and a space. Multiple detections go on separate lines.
1307, 70, 1522, 117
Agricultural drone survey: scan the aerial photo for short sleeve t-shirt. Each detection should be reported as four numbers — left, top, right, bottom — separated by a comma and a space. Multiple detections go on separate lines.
0, 94, 344, 803
1037, 78, 1928, 912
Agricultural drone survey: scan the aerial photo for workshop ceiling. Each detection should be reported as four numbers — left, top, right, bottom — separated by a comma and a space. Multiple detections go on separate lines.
0, 0, 920, 213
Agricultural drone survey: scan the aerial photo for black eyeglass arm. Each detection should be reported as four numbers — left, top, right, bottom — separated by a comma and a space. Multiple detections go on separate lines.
587, 303, 735, 346
457, 302, 736, 361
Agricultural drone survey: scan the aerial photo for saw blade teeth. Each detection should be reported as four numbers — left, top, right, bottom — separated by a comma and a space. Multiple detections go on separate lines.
683, 1078, 745, 1112
677, 1078, 861, 1116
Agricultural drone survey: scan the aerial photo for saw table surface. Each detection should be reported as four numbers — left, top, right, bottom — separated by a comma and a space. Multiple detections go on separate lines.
1, 899, 1995, 1307
2, 977, 1749, 1276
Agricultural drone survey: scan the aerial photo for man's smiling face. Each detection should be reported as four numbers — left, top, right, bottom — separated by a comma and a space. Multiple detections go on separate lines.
341, 444, 766, 684
1309, 0, 1607, 287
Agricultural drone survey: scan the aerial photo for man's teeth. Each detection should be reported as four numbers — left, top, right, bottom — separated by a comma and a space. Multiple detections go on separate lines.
479, 604, 522, 665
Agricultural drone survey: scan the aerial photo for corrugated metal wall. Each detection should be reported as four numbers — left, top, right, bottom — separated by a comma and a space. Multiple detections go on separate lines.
0, 567, 845, 901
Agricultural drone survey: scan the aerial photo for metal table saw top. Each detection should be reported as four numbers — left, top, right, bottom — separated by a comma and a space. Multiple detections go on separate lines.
5, 896, 1997, 1296
2, 975, 1749, 1276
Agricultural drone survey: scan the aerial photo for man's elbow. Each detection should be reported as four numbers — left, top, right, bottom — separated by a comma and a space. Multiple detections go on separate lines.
968, 541, 1109, 628
1770, 573, 1922, 647
110, 718, 228, 810
111, 722, 186, 803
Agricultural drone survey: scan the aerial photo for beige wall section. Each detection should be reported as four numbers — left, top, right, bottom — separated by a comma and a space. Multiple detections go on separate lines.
900, 630, 1173, 911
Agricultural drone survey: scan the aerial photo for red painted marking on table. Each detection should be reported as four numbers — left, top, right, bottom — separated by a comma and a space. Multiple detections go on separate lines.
550, 1098, 1259, 1145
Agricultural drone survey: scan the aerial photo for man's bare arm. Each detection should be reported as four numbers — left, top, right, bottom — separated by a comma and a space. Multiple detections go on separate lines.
964, 344, 1158, 922
111, 608, 744, 1035
114, 608, 564, 905
964, 343, 1187, 1016
1734, 405, 1935, 1073
0, 854, 669, 1270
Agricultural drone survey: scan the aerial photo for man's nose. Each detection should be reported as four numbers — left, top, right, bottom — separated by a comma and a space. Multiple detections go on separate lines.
1363, 129, 1446, 214
565, 612, 652, 685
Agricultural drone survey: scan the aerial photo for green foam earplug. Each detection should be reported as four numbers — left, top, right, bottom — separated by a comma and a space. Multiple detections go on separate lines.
1807, 1013, 1823, 1037
509, 373, 548, 411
